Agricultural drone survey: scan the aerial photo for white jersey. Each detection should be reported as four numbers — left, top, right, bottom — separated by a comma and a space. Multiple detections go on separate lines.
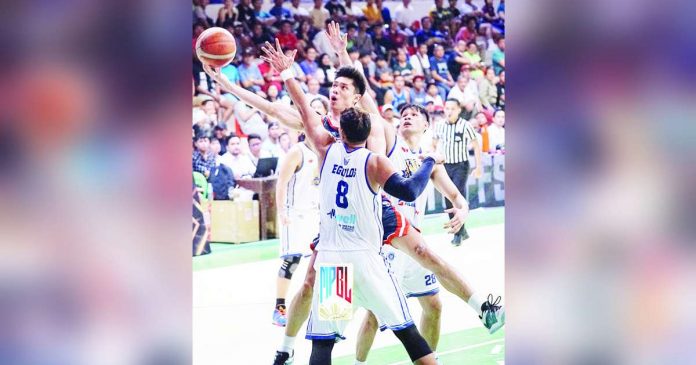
386, 136, 430, 229
318, 142, 383, 253
284, 142, 320, 211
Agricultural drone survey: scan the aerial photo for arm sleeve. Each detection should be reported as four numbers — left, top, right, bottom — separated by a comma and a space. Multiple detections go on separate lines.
383, 157, 435, 202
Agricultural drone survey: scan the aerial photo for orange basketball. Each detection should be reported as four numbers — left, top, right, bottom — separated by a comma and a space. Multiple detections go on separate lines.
196, 27, 237, 68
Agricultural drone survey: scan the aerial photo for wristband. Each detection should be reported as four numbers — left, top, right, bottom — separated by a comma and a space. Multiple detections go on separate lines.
280, 69, 294, 81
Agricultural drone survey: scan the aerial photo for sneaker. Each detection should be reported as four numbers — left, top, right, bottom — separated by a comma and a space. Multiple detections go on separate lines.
480, 294, 505, 334
272, 350, 294, 365
451, 234, 461, 246
272, 307, 287, 327
459, 227, 470, 241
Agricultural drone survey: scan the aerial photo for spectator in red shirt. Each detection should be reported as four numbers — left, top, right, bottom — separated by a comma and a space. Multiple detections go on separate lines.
455, 16, 477, 43
276, 20, 299, 50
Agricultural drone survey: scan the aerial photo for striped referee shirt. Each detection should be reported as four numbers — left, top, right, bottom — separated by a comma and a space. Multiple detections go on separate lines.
434, 118, 478, 164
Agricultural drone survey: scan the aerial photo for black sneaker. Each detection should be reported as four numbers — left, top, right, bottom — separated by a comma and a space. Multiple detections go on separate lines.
272, 350, 294, 365
451, 233, 462, 246
480, 294, 505, 334
459, 226, 470, 241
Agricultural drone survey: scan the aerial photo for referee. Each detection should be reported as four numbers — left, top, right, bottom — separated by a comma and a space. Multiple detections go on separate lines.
433, 99, 483, 246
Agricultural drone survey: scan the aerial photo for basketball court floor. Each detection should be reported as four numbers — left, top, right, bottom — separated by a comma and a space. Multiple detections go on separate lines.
194, 208, 504, 364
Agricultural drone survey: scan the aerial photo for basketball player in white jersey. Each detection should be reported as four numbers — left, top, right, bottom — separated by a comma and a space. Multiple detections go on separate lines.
202, 47, 502, 364
354, 104, 496, 364
273, 135, 321, 327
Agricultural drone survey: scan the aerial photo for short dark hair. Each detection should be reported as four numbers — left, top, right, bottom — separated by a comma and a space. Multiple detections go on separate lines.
335, 66, 367, 96
399, 103, 430, 125
247, 133, 262, 143
445, 98, 462, 108
340, 107, 371, 143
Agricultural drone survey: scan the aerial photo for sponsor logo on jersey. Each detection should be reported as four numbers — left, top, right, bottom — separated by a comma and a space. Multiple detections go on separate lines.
318, 263, 353, 321
331, 164, 357, 177
327, 209, 357, 232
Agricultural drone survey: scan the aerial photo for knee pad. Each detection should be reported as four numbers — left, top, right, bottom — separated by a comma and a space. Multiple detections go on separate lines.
309, 339, 335, 365
278, 255, 301, 279
393, 324, 432, 362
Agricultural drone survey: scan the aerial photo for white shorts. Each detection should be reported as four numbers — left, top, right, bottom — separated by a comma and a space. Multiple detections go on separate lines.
279, 208, 319, 258
305, 250, 414, 341
382, 245, 440, 298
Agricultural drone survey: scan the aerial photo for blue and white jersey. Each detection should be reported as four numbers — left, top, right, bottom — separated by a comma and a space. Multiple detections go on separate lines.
318, 142, 383, 253
386, 136, 430, 229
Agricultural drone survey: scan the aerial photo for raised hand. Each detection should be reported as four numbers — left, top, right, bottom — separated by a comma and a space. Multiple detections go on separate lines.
202, 64, 234, 91
260, 38, 297, 73
326, 21, 348, 53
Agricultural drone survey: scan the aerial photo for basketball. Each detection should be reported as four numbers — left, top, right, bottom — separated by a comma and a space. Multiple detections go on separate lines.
195, 27, 237, 68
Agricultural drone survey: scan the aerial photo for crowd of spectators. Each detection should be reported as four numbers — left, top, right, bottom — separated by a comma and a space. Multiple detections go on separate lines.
193, 0, 505, 199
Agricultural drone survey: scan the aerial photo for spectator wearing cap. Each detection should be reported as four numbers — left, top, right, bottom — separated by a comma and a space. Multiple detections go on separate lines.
252, 0, 277, 26
478, 68, 499, 112
216, 0, 239, 27
381, 104, 400, 128
410, 75, 428, 106
384, 74, 412, 109
288, 0, 309, 21
430, 44, 455, 100
220, 134, 256, 179
391, 47, 415, 84
362, 0, 382, 24
309, 0, 330, 29
277, 21, 299, 50
393, 0, 419, 27
238, 49, 265, 92
299, 47, 319, 77
353, 18, 374, 55
193, 133, 216, 179
261, 122, 285, 158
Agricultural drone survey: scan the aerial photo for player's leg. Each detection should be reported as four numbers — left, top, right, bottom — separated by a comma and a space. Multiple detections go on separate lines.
391, 231, 505, 333
417, 294, 442, 351
355, 311, 379, 363
274, 254, 302, 326
274, 249, 317, 365
309, 339, 335, 365
392, 324, 437, 365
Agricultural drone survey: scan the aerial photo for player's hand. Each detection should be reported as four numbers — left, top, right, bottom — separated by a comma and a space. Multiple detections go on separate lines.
260, 38, 297, 73
471, 167, 483, 179
203, 64, 234, 91
443, 207, 468, 234
420, 152, 445, 164
326, 21, 348, 53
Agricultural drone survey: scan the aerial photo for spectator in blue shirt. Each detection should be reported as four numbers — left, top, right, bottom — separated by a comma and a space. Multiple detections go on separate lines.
415, 16, 446, 47
299, 47, 319, 76
429, 44, 454, 100
269, 0, 293, 24
238, 49, 265, 92
252, 0, 277, 26
492, 36, 505, 75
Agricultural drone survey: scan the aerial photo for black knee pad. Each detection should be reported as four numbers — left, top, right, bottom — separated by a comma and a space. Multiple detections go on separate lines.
393, 324, 432, 362
309, 339, 335, 365
278, 255, 301, 279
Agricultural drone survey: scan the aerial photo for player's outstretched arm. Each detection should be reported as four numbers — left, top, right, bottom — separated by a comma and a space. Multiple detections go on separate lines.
203, 65, 304, 131
431, 165, 469, 234
261, 39, 334, 160
368, 153, 443, 202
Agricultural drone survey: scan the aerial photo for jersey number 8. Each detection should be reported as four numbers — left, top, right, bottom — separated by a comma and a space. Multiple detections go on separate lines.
336, 181, 349, 208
